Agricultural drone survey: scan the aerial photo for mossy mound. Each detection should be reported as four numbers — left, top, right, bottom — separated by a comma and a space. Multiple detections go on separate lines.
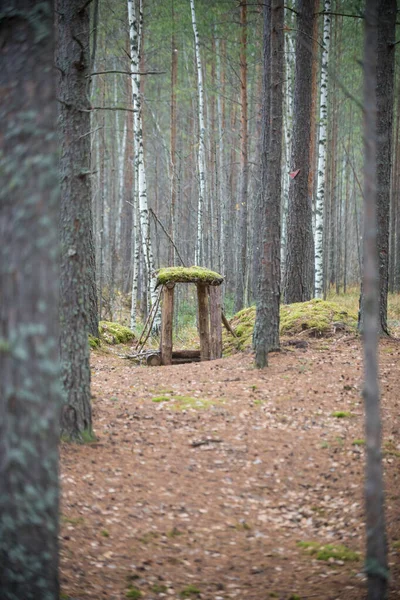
223, 299, 357, 355
156, 266, 223, 287
99, 321, 135, 345
280, 299, 357, 336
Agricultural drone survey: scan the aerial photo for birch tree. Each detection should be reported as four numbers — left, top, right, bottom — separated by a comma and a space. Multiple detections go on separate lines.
190, 0, 207, 266
0, 1, 61, 596
128, 0, 159, 329
314, 0, 331, 298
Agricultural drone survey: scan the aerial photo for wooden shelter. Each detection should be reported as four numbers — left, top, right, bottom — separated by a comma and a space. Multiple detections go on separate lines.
156, 266, 224, 365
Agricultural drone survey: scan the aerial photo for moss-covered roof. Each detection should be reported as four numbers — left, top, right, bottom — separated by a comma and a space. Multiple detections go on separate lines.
156, 266, 224, 287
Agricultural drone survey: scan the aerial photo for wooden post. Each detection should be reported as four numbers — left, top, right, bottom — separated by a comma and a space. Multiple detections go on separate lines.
209, 285, 222, 358
160, 283, 174, 365
197, 283, 210, 360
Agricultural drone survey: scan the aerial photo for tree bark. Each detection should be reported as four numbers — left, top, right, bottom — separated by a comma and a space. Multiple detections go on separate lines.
0, 2, 61, 596
314, 0, 331, 298
362, 2, 388, 598
235, 0, 249, 312
253, 0, 284, 368
375, 0, 396, 334
190, 0, 207, 266
57, 0, 93, 440
283, 0, 315, 303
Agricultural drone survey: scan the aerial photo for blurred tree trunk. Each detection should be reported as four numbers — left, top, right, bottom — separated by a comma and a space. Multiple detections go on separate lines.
283, 0, 315, 303
0, 1, 61, 596
362, 1, 388, 598
57, 0, 93, 440
253, 0, 284, 368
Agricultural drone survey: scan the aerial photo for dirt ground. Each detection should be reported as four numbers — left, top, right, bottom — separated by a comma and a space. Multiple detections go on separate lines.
60, 334, 400, 600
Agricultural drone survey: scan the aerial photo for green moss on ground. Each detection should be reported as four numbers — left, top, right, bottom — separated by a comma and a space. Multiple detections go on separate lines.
331, 411, 353, 418
297, 541, 360, 562
156, 266, 223, 287
99, 321, 135, 345
222, 299, 358, 355
179, 585, 201, 598
88, 335, 101, 349
126, 587, 142, 599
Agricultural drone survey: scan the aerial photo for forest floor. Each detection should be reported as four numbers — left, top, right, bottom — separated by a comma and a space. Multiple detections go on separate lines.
60, 334, 400, 600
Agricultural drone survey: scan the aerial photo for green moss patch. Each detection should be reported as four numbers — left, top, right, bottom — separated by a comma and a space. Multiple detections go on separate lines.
297, 541, 360, 562
222, 299, 357, 355
152, 395, 171, 403
99, 321, 135, 345
156, 266, 223, 287
331, 411, 353, 418
179, 585, 201, 598
352, 439, 365, 446
88, 335, 101, 349
126, 587, 142, 599
280, 299, 357, 336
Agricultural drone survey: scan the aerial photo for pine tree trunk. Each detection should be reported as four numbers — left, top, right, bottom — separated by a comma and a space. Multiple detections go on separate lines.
235, 0, 249, 312
253, 0, 284, 368
362, 2, 389, 597
283, 0, 315, 303
0, 3, 61, 595
375, 0, 396, 334
57, 0, 93, 440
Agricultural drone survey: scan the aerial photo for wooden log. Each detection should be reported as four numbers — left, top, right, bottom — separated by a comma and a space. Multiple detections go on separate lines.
172, 350, 201, 359
146, 353, 162, 367
160, 283, 174, 365
209, 286, 222, 359
197, 284, 210, 361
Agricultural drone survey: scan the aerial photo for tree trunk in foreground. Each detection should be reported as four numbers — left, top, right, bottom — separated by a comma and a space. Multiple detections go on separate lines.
362, 2, 388, 598
253, 0, 284, 368
56, 0, 93, 440
0, 2, 61, 597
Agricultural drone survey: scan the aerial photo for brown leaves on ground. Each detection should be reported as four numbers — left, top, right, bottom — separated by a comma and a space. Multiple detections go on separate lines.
60, 336, 400, 600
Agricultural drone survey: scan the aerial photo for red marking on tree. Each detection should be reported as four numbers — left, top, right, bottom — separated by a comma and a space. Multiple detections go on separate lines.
289, 169, 300, 179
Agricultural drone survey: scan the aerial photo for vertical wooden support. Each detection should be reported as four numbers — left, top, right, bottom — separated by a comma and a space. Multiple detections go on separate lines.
209, 285, 222, 359
160, 283, 174, 365
197, 284, 210, 360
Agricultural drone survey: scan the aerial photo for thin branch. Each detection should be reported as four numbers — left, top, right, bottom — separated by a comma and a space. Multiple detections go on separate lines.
149, 208, 186, 267
88, 105, 137, 113
79, 0, 94, 11
88, 69, 166, 77
318, 10, 363, 19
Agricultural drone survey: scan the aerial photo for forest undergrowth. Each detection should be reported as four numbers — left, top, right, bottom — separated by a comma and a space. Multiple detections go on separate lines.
60, 294, 400, 600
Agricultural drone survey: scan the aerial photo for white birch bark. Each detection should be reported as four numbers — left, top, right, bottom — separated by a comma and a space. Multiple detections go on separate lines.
115, 119, 127, 257
130, 201, 140, 330
314, 0, 331, 298
190, 0, 206, 266
216, 35, 225, 276
282, 22, 295, 271
128, 0, 160, 330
